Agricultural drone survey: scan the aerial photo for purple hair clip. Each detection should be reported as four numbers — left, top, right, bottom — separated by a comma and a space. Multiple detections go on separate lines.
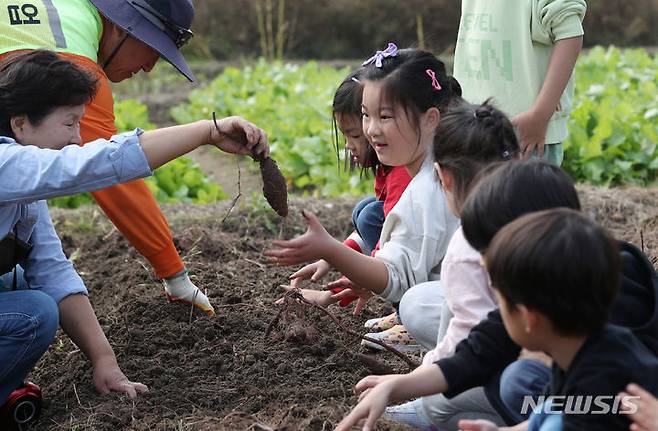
426, 69, 442, 91
362, 43, 398, 68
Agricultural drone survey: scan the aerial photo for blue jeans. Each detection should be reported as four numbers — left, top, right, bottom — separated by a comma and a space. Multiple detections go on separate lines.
499, 359, 552, 423
0, 267, 59, 404
352, 196, 385, 254
528, 402, 563, 431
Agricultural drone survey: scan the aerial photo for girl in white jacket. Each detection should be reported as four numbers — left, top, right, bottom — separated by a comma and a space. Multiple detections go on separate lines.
266, 44, 461, 348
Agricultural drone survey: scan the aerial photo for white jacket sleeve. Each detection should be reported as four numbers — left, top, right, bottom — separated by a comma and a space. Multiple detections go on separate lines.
376, 229, 443, 303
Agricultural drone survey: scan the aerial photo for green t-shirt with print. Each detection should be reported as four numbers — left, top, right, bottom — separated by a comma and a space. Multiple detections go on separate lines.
454, 0, 586, 146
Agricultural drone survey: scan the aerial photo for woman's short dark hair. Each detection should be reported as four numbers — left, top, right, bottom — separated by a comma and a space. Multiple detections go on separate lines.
433, 100, 520, 214
486, 208, 619, 336
461, 160, 581, 252
0, 49, 98, 138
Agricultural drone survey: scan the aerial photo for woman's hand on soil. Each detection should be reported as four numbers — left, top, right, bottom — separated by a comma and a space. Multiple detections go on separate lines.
266, 211, 337, 265
209, 116, 269, 157
92, 356, 148, 399
335, 380, 394, 431
289, 259, 332, 287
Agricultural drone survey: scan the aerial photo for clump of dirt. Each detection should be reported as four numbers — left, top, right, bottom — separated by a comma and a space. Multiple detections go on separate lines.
30, 187, 658, 430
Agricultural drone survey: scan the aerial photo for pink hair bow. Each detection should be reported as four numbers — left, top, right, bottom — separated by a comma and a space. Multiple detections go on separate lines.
426, 69, 442, 91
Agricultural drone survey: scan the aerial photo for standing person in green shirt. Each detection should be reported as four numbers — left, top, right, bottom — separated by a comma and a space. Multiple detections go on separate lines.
453, 0, 586, 165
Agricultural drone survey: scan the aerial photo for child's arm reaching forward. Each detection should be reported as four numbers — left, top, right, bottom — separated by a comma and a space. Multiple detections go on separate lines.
288, 230, 366, 288
266, 210, 390, 294
335, 365, 449, 431
513, 35, 582, 158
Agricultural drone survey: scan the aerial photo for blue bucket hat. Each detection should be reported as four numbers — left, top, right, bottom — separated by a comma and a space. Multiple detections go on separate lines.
90, 0, 196, 82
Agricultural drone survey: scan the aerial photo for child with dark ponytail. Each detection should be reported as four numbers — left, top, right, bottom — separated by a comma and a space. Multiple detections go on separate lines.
267, 44, 462, 352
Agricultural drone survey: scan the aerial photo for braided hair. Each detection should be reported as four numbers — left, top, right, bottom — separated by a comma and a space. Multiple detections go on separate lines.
432, 99, 520, 214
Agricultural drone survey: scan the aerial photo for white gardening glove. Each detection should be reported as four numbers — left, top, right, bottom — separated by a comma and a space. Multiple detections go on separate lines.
163, 270, 215, 316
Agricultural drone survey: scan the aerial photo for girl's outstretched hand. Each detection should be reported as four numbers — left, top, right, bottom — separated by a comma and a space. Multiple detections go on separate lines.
209, 115, 269, 157
274, 284, 337, 307
289, 259, 332, 287
266, 211, 338, 266
327, 276, 373, 315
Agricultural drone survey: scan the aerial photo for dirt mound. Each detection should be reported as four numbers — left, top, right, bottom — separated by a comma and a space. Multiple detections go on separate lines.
30, 188, 658, 430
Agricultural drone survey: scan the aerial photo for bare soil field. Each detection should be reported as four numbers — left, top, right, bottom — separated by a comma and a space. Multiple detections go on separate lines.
31, 186, 658, 430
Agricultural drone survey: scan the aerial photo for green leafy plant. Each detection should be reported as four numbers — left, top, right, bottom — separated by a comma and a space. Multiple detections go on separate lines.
48, 192, 95, 209
171, 60, 371, 197
146, 157, 228, 204
563, 47, 658, 186
114, 98, 155, 131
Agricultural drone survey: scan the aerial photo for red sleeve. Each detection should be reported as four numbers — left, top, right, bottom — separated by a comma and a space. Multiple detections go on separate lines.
382, 166, 412, 216
343, 238, 362, 253
332, 240, 362, 306
329, 286, 358, 307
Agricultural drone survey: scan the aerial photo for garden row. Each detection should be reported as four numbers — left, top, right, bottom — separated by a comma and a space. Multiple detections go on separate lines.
51, 47, 658, 208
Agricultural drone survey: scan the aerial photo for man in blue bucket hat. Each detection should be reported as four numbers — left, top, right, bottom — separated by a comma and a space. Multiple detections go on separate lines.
0, 0, 217, 318
91, 0, 196, 82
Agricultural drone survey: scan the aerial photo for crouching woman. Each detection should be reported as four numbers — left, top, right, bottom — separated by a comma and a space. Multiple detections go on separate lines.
0, 50, 269, 405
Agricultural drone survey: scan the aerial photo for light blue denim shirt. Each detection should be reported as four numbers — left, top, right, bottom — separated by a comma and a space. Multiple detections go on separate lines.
0, 129, 152, 303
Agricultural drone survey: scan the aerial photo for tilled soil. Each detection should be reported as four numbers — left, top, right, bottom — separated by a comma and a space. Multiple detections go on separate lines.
31, 187, 658, 430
